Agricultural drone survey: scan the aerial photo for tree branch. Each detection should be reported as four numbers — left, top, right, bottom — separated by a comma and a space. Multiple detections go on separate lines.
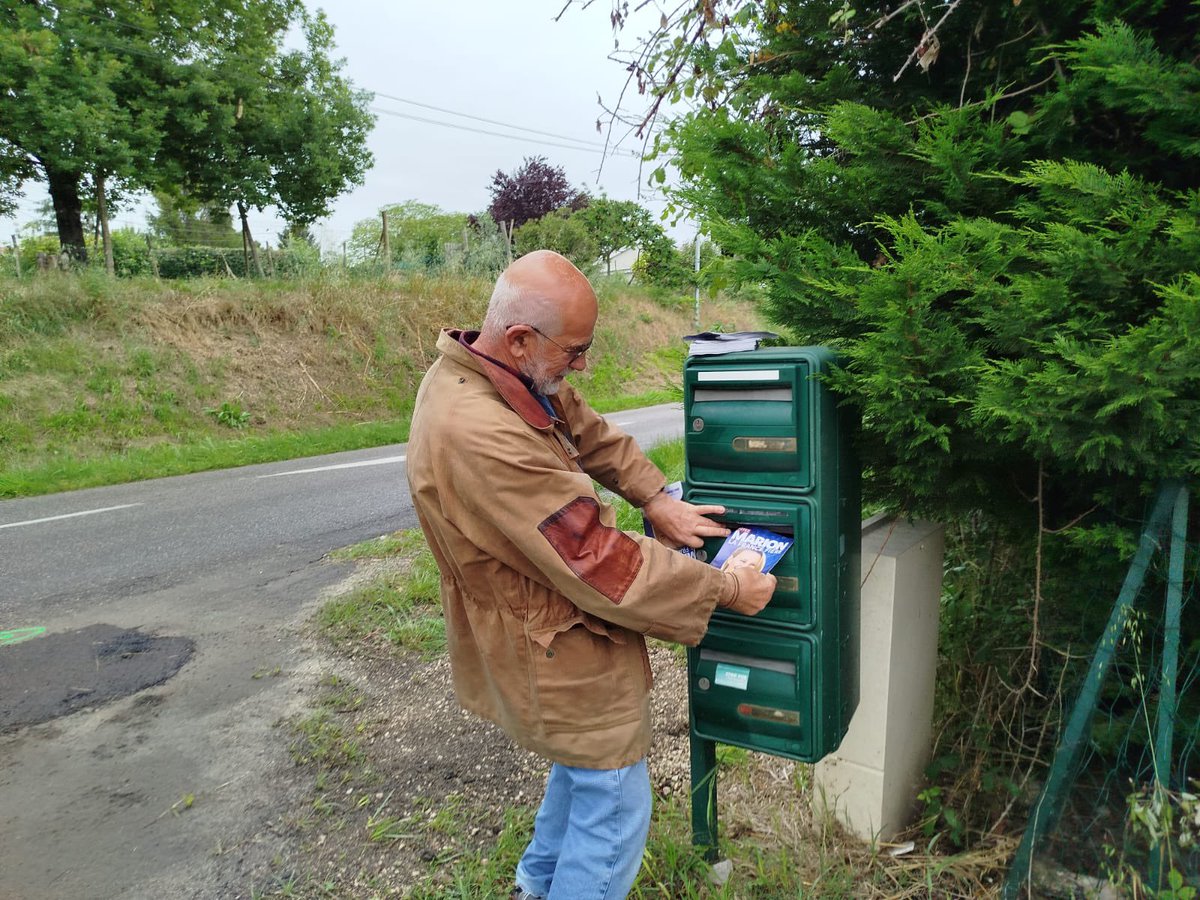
870, 0, 923, 32
893, 0, 963, 82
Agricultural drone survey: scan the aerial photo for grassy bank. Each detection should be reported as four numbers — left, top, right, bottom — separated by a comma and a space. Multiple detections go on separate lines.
0, 270, 762, 498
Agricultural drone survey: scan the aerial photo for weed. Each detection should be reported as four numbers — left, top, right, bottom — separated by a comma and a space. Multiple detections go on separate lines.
365, 793, 420, 843
289, 709, 363, 769
318, 531, 445, 657
206, 400, 251, 429
328, 531, 411, 561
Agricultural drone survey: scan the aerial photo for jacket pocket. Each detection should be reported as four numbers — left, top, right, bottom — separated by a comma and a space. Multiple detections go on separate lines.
528, 620, 646, 732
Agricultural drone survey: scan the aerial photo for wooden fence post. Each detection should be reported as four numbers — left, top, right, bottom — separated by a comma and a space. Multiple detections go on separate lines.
381, 210, 391, 273
96, 171, 114, 276
11, 235, 20, 278
145, 235, 159, 278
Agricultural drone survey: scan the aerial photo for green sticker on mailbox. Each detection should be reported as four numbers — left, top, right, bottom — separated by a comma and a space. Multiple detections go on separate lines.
714, 663, 750, 690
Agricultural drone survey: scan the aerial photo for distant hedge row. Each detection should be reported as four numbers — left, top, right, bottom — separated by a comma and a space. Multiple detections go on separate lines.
114, 243, 320, 279
7, 230, 322, 279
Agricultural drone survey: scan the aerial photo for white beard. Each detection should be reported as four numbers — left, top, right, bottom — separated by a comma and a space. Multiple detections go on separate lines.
523, 359, 568, 396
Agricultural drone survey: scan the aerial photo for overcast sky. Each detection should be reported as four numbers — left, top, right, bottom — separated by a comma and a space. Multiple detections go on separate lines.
0, 1, 690, 249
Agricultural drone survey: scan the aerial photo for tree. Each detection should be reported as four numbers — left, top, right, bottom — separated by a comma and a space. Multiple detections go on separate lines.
148, 192, 241, 248
606, 1, 1200, 532
487, 156, 588, 233
347, 201, 468, 268
0, 1, 372, 261
158, 5, 373, 273
574, 197, 668, 274
0, 0, 167, 259
596, 4, 1200, 857
513, 208, 598, 271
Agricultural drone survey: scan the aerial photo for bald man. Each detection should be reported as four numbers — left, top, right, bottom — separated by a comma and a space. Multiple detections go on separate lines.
407, 250, 775, 900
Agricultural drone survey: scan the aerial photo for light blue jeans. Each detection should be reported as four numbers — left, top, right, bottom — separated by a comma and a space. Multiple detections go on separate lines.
515, 759, 652, 900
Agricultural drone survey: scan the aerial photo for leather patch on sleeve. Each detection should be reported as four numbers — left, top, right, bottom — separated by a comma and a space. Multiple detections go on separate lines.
538, 497, 643, 604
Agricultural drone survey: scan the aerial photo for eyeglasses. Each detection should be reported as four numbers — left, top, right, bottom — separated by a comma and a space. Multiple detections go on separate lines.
526, 324, 592, 362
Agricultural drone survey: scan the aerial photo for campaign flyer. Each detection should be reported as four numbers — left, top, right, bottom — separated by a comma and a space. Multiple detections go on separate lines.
708, 526, 792, 574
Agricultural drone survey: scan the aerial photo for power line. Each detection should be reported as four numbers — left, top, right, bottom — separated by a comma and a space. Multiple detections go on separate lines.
371, 107, 641, 158
373, 91, 617, 152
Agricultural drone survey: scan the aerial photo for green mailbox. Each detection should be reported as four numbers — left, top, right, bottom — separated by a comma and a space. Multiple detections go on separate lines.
685, 347, 845, 495
689, 620, 819, 760
683, 346, 860, 855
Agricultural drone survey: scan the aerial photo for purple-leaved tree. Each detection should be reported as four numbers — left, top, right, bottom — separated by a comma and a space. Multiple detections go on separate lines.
487, 156, 587, 233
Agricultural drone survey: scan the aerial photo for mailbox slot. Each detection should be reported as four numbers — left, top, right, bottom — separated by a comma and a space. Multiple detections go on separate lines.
689, 622, 816, 761
686, 488, 816, 630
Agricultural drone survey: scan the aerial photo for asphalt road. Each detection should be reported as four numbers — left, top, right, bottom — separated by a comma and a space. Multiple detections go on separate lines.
0, 402, 684, 899
0, 402, 685, 619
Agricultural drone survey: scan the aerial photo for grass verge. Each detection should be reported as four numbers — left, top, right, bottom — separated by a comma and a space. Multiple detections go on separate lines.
318, 530, 444, 658
0, 271, 751, 499
0, 419, 410, 499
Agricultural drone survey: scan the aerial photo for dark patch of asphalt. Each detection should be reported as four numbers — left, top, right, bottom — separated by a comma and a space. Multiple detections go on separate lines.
0, 624, 194, 732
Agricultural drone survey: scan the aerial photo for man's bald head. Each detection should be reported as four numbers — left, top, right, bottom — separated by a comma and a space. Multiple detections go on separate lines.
480, 250, 597, 343
475, 250, 599, 395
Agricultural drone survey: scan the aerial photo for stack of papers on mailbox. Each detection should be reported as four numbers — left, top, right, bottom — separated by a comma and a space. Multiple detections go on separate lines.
682, 331, 779, 355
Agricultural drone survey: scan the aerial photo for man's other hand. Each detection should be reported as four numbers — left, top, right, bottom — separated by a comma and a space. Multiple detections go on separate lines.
727, 570, 776, 616
641, 491, 729, 549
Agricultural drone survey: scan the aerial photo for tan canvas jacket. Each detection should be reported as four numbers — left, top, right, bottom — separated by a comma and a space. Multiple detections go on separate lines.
407, 329, 737, 769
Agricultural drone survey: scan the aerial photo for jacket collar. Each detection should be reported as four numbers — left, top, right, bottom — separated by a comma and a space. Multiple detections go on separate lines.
439, 329, 557, 430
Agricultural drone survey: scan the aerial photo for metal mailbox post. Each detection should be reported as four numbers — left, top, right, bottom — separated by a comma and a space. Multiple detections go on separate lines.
682, 347, 861, 856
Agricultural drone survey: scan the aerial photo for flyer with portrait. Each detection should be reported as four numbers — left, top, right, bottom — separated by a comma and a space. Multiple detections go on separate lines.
709, 526, 793, 575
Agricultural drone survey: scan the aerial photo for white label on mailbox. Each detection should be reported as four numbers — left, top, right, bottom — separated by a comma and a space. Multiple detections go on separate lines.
697, 370, 780, 382
714, 663, 751, 690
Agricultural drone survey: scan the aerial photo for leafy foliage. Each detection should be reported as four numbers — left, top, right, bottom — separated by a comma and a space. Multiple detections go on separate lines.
612, 0, 1200, 529
574, 197, 671, 274
599, 0, 1200, 861
513, 208, 598, 271
486, 156, 587, 231
0, 1, 373, 255
148, 192, 241, 249
347, 201, 467, 268
163, 6, 374, 230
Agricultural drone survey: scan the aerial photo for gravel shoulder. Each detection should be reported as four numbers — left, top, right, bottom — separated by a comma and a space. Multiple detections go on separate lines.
215, 556, 700, 899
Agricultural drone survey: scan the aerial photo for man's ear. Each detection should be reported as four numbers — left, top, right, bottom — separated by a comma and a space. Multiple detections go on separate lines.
505, 324, 535, 360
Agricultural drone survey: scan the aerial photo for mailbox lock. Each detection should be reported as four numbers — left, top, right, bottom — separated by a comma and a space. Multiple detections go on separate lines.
697, 677, 711, 691
691, 417, 705, 432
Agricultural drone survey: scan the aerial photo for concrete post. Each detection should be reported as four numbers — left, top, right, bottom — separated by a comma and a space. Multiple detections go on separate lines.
812, 515, 945, 842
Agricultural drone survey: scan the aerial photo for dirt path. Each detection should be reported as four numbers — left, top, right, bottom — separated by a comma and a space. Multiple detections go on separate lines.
204, 560, 698, 898
0, 550, 700, 900
0, 554, 349, 900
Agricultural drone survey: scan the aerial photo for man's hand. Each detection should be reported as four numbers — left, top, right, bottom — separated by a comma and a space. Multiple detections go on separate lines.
725, 569, 777, 616
641, 491, 730, 549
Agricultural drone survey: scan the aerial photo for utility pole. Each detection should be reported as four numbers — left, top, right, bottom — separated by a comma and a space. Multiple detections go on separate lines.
693, 227, 702, 330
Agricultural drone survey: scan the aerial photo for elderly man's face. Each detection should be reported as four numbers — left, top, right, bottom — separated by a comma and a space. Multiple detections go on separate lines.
523, 351, 573, 395
522, 311, 596, 396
